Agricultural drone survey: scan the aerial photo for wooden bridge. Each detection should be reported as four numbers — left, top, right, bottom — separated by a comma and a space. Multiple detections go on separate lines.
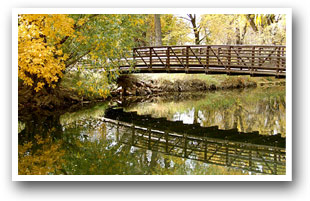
117, 45, 286, 78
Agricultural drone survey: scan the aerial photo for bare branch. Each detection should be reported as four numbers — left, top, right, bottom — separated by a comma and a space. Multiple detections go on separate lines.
65, 49, 92, 67
179, 16, 191, 22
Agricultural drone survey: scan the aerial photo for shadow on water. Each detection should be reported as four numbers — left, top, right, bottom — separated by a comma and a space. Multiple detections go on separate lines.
18, 86, 286, 175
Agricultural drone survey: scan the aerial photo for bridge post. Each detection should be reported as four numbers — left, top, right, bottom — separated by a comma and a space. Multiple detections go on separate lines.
149, 47, 152, 72
227, 46, 231, 75
281, 47, 285, 75
251, 46, 255, 76
238, 47, 242, 70
205, 46, 209, 74
258, 47, 263, 72
186, 46, 189, 73
276, 47, 281, 78
133, 48, 136, 70
166, 47, 170, 72
218, 47, 222, 70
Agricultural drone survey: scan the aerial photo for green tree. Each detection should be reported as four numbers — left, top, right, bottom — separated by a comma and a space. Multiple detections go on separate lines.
143, 14, 191, 46
18, 14, 146, 96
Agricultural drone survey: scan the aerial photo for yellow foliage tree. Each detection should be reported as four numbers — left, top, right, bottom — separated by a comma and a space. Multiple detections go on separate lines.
18, 14, 145, 97
18, 14, 74, 92
200, 14, 286, 45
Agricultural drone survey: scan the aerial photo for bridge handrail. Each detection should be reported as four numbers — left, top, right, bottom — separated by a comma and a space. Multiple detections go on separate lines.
133, 44, 286, 50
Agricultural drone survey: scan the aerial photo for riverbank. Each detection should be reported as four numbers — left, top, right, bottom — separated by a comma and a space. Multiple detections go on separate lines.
18, 72, 285, 112
116, 74, 285, 96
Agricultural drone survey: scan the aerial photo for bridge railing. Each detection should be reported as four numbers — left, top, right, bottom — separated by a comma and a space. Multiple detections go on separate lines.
118, 45, 286, 77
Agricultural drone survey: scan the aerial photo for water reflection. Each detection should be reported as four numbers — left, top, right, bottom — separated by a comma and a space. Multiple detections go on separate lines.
123, 87, 286, 137
18, 86, 286, 175
102, 119, 285, 175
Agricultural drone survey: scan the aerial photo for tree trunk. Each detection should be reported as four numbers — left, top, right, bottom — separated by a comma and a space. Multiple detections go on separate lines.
154, 14, 162, 46
246, 14, 258, 33
188, 14, 200, 45
235, 24, 247, 45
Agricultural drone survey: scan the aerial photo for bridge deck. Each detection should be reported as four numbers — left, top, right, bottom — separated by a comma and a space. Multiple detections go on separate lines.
118, 45, 286, 78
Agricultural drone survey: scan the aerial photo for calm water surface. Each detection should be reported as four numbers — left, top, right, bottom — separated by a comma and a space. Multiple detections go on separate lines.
18, 86, 286, 175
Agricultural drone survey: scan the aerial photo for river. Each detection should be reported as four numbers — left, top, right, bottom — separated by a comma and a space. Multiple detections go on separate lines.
18, 86, 286, 175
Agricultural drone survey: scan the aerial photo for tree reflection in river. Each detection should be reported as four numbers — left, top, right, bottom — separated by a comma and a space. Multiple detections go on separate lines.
124, 87, 286, 137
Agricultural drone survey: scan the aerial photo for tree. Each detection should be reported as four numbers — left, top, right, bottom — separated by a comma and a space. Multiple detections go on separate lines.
180, 14, 205, 45
154, 14, 162, 46
160, 14, 192, 45
18, 14, 145, 95
247, 14, 286, 44
144, 14, 191, 46
188, 14, 201, 45
199, 14, 286, 45
199, 14, 237, 45
18, 14, 74, 92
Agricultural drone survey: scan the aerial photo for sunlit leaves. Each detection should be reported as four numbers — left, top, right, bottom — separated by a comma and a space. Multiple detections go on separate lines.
200, 14, 236, 44
18, 14, 146, 96
18, 14, 74, 91
200, 14, 286, 45
143, 14, 192, 46
62, 14, 146, 97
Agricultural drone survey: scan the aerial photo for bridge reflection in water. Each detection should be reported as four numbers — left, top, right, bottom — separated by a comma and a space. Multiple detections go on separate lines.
100, 116, 286, 175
